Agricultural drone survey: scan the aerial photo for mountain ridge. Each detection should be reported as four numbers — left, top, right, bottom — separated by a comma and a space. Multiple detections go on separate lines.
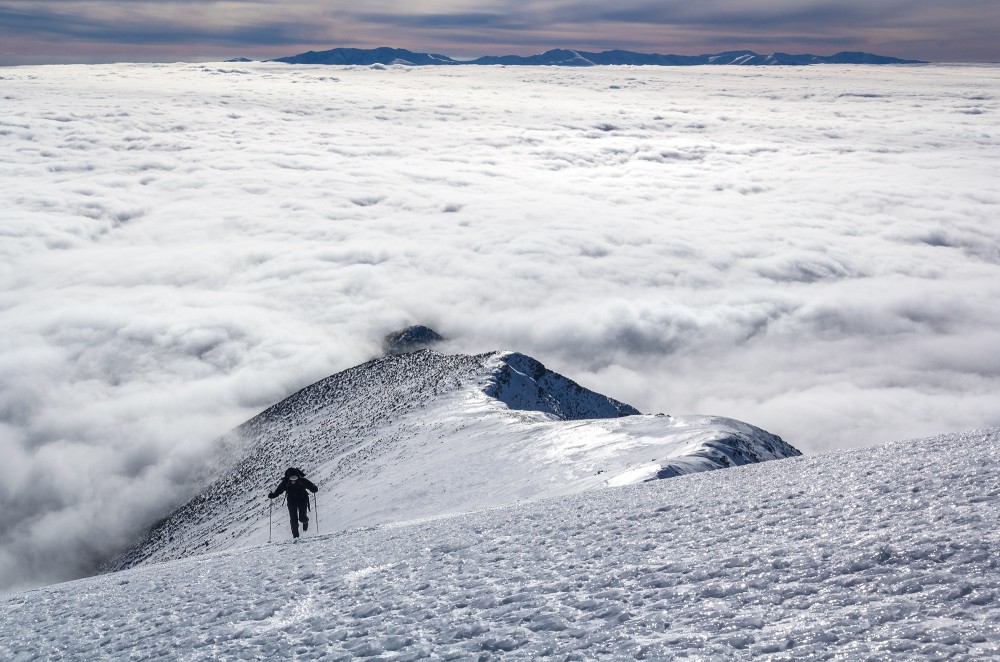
270, 46, 928, 67
104, 349, 800, 573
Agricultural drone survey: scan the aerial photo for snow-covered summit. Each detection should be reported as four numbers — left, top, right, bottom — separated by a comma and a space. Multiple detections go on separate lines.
105, 349, 798, 572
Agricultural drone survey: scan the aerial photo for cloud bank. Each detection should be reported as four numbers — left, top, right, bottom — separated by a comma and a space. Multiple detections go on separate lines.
1, 62, 998, 591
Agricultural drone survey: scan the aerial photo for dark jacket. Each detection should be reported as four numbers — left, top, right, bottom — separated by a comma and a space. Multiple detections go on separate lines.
269, 467, 318, 506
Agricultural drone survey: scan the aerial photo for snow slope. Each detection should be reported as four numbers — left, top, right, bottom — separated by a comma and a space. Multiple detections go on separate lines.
106, 350, 798, 572
3, 428, 997, 660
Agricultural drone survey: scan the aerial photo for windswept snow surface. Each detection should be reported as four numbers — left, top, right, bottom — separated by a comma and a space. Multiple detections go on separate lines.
3, 428, 999, 660
107, 350, 798, 572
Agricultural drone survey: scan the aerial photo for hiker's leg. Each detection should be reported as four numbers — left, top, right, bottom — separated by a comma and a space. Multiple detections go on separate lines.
287, 503, 299, 537
298, 501, 309, 529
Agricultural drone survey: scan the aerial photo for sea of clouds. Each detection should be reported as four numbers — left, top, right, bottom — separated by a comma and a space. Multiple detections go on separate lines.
1, 61, 998, 591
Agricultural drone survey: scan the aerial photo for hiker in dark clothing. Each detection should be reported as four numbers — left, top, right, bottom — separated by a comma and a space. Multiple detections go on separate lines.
268, 467, 318, 538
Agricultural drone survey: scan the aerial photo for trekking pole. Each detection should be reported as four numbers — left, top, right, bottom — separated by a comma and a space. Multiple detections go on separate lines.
314, 492, 319, 534
268, 497, 273, 543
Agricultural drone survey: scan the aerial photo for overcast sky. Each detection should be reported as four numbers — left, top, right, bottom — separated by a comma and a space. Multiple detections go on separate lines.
0, 0, 997, 65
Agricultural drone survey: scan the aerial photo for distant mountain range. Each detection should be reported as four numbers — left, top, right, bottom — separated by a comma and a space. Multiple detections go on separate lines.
266, 47, 927, 67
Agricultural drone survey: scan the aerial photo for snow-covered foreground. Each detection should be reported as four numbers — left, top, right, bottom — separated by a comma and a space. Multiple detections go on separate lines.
4, 428, 998, 660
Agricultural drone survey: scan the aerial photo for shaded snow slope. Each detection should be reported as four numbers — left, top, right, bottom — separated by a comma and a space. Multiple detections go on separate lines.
484, 352, 640, 419
105, 350, 797, 572
4, 428, 998, 660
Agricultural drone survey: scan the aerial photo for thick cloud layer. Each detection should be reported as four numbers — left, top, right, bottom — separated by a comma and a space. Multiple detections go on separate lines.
1, 62, 998, 591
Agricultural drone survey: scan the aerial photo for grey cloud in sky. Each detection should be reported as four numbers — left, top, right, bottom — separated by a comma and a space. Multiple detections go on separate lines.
0, 4, 326, 46
460, 0, 882, 28
356, 11, 530, 31
355, 2, 874, 35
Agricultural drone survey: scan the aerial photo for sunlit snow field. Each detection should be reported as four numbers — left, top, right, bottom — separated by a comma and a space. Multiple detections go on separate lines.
2, 428, 998, 660
1, 62, 999, 591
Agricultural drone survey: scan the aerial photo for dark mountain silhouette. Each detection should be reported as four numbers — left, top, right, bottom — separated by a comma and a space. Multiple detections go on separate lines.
273, 47, 459, 66
382, 325, 445, 355
272, 47, 927, 67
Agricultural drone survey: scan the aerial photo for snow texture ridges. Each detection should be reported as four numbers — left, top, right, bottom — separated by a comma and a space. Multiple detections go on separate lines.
5, 428, 998, 660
